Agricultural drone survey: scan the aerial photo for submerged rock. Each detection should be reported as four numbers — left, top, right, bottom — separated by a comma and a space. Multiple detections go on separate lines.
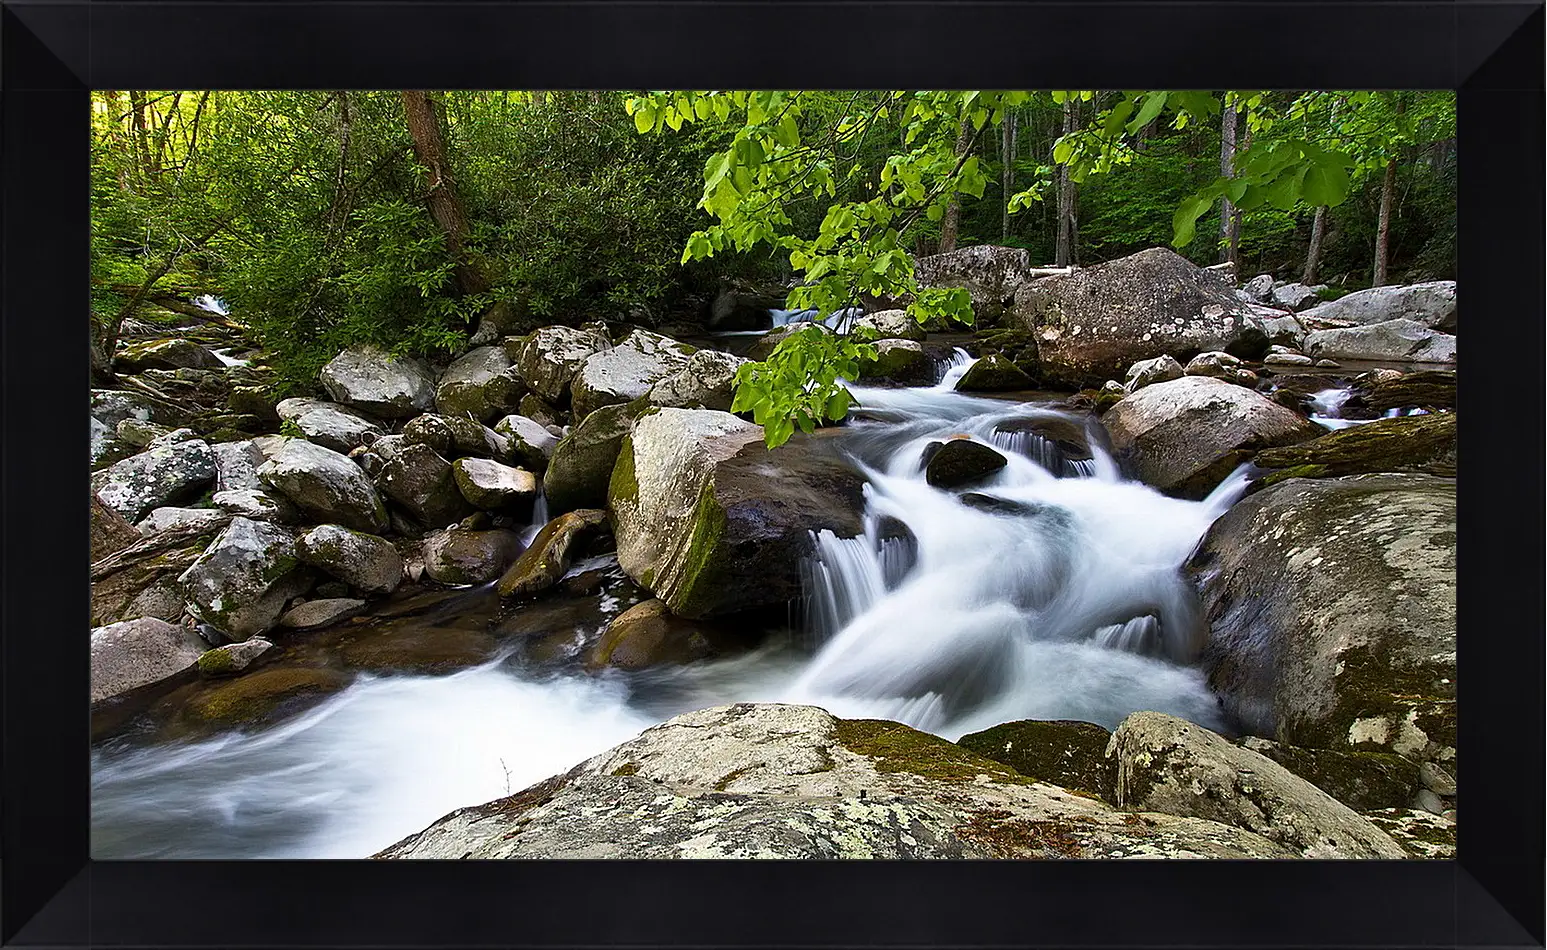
319, 344, 437, 419
1353, 369, 1456, 412
177, 666, 351, 729
179, 517, 317, 641
91, 617, 209, 704
586, 598, 726, 671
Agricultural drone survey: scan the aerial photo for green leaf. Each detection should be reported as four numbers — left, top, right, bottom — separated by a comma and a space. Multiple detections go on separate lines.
633, 107, 656, 134
1171, 194, 1214, 248
1126, 91, 1168, 134
775, 113, 800, 147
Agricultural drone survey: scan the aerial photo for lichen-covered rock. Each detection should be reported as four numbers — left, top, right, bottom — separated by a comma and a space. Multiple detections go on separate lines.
493, 414, 560, 470
1183, 351, 1243, 379
1299, 281, 1456, 332
913, 244, 1036, 324
1010, 247, 1284, 386
318, 344, 436, 419
135, 507, 230, 535
212, 440, 268, 493
1190, 474, 1456, 760
275, 397, 384, 453
452, 458, 538, 511
1362, 808, 1456, 858
958, 719, 1115, 802
91, 388, 176, 430
496, 509, 606, 598
1263, 351, 1314, 366
1241, 274, 1275, 302
1237, 737, 1420, 812
1122, 354, 1184, 394
955, 354, 1034, 392
610, 409, 867, 618
424, 528, 524, 586
91, 518, 230, 626
1253, 413, 1457, 483
91, 439, 217, 523
258, 438, 389, 533
92, 493, 142, 562
296, 524, 403, 595
1270, 282, 1323, 312
376, 442, 474, 527
90, 617, 209, 704
91, 419, 138, 471
517, 326, 612, 403
570, 329, 695, 421
857, 339, 932, 385
378, 703, 1293, 860
646, 349, 749, 412
115, 338, 225, 373
435, 345, 525, 421
196, 637, 274, 677
179, 518, 317, 640
1102, 376, 1321, 498
1108, 712, 1407, 858
542, 403, 637, 514
212, 488, 300, 524
851, 309, 926, 342
922, 438, 1008, 489
280, 597, 367, 630
115, 418, 174, 449
1304, 319, 1456, 363
586, 598, 727, 671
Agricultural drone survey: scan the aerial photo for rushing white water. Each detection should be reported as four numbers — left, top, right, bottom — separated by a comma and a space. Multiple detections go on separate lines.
193, 294, 230, 315
92, 356, 1252, 859
211, 347, 250, 368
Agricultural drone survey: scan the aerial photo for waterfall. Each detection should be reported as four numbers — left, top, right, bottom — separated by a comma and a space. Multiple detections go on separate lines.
521, 490, 550, 545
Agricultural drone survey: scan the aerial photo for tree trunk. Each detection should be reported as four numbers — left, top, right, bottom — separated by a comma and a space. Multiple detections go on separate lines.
1001, 107, 1017, 241
1303, 205, 1327, 284
129, 91, 152, 186
937, 116, 974, 256
1219, 98, 1239, 266
1055, 100, 1076, 268
402, 90, 489, 297
1373, 157, 1397, 286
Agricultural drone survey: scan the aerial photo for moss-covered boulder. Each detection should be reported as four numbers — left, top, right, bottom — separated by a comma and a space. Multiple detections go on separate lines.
424, 527, 524, 586
516, 326, 611, 403
319, 344, 436, 419
178, 666, 351, 728
496, 509, 606, 598
570, 329, 695, 421
258, 438, 389, 533
542, 403, 637, 514
178, 517, 318, 640
91, 518, 229, 626
91, 439, 217, 523
646, 349, 749, 411
1353, 369, 1456, 412
1237, 737, 1420, 812
195, 637, 274, 677
274, 397, 384, 453
922, 438, 1008, 489
375, 442, 474, 527
296, 524, 403, 595
1253, 412, 1456, 485
1304, 319, 1456, 363
493, 414, 560, 471
851, 308, 926, 342
115, 338, 225, 373
858, 339, 932, 385
955, 354, 1034, 392
957, 720, 1115, 802
434, 345, 526, 421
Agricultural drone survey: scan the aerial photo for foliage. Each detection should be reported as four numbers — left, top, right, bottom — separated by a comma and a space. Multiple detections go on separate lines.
728, 324, 876, 448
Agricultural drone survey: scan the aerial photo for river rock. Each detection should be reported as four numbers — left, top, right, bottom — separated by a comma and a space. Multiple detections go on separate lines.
1304, 319, 1456, 363
92, 493, 142, 561
281, 598, 367, 630
91, 388, 176, 430
517, 326, 612, 403
212, 440, 267, 492
1190, 474, 1456, 760
177, 666, 352, 729
1101, 376, 1321, 498
91, 420, 137, 471
1241, 274, 1275, 303
179, 517, 317, 640
496, 509, 607, 598
424, 528, 524, 586
1300, 281, 1456, 332
296, 524, 403, 595
858, 339, 932, 385
610, 409, 866, 618
135, 506, 230, 535
258, 438, 389, 533
746, 325, 800, 362
1122, 355, 1183, 394
91, 517, 231, 626
1353, 369, 1456, 411
90, 617, 209, 704
275, 398, 384, 453
542, 403, 637, 514
1254, 413, 1457, 482
1271, 282, 1323, 312
646, 349, 748, 412
115, 338, 225, 373
318, 344, 436, 419
1263, 352, 1314, 366
852, 309, 926, 342
115, 418, 173, 449
195, 637, 275, 677
923, 438, 1008, 489
913, 244, 1035, 324
1010, 247, 1283, 386
227, 385, 281, 424
586, 598, 726, 671
1237, 737, 1420, 812
92, 439, 217, 523
958, 720, 1115, 802
212, 489, 299, 523
377, 703, 1292, 860
1362, 808, 1456, 859
570, 329, 694, 421
376, 442, 474, 528
1108, 711, 1406, 858
955, 354, 1034, 392
435, 345, 525, 421
453, 458, 538, 511
493, 414, 560, 470
1183, 351, 1243, 379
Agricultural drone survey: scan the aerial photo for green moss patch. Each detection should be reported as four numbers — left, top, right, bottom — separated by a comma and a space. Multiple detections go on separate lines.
957, 719, 1116, 803
833, 718, 1031, 785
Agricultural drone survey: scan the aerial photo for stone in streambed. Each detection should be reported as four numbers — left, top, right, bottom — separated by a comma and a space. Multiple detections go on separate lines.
281, 598, 368, 630
91, 617, 210, 704
319, 344, 437, 419
295, 524, 404, 595
923, 438, 1008, 489
424, 528, 525, 586
496, 509, 607, 598
179, 517, 318, 641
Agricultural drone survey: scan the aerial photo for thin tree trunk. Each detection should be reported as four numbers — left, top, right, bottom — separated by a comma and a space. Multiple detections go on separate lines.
1303, 205, 1328, 284
129, 91, 152, 185
1219, 98, 1239, 266
402, 90, 489, 297
1055, 99, 1076, 267
937, 115, 974, 255
1373, 158, 1397, 286
1001, 107, 1017, 241
150, 91, 182, 182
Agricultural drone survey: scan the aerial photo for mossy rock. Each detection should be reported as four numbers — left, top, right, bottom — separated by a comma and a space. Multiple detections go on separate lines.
179, 666, 350, 728
338, 626, 498, 674
1238, 737, 1420, 812
1253, 413, 1456, 479
832, 718, 1032, 785
1355, 370, 1456, 412
957, 719, 1116, 802
955, 354, 1035, 392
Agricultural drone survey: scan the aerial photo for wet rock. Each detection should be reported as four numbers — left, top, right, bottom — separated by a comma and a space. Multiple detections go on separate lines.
958, 720, 1115, 802
376, 442, 474, 527
378, 703, 1292, 859
177, 666, 351, 728
517, 393, 563, 428
611, 409, 867, 618
115, 338, 225, 373
91, 420, 138, 471
258, 438, 389, 533
1253, 413, 1457, 483
275, 397, 384, 453
453, 458, 538, 511
318, 344, 436, 419
195, 637, 274, 677
851, 308, 925, 342
1108, 712, 1407, 858
1304, 319, 1456, 363
1190, 474, 1456, 757
496, 509, 607, 598
435, 345, 525, 421
570, 329, 694, 421
424, 528, 524, 585
923, 439, 1008, 489
1263, 352, 1314, 366
746, 325, 801, 362
90, 617, 209, 704
1122, 354, 1183, 394
135, 507, 229, 535
92, 439, 217, 523
91, 518, 230, 626
280, 597, 368, 630
91, 388, 177, 430
1237, 737, 1420, 811
954, 354, 1034, 392
493, 414, 560, 470
516, 326, 612, 403
147, 427, 199, 451
1299, 281, 1456, 332
1183, 351, 1243, 379
179, 517, 317, 640
296, 524, 403, 595
858, 339, 933, 385
1362, 808, 1456, 858
542, 403, 637, 514
586, 598, 722, 671
646, 349, 748, 411
1102, 376, 1321, 498
92, 493, 142, 561
1353, 369, 1456, 412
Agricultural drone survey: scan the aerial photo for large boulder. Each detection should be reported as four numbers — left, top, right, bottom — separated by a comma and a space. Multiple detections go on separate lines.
90, 617, 209, 704
496, 509, 608, 598
318, 344, 436, 419
610, 409, 866, 618
211, 440, 268, 492
435, 345, 525, 421
275, 398, 384, 454
258, 438, 389, 533
1353, 369, 1456, 412
114, 339, 224, 373
1009, 247, 1284, 385
851, 309, 925, 342
91, 389, 177, 430
1236, 737, 1420, 812
542, 403, 637, 514
1190, 474, 1456, 764
646, 350, 748, 412
493, 414, 560, 470
1304, 319, 1456, 363
295, 524, 403, 595
858, 339, 933, 385
1101, 376, 1321, 498
179, 517, 317, 640
1299, 281, 1456, 332
516, 326, 612, 403
452, 458, 538, 511
570, 329, 694, 421
955, 354, 1034, 392
212, 488, 299, 524
423, 528, 525, 586
1107, 712, 1407, 858
403, 413, 507, 461
913, 244, 1036, 325
378, 703, 1292, 859
376, 442, 474, 527
1253, 413, 1457, 482
1270, 282, 1323, 312
91, 439, 217, 523
922, 439, 1008, 489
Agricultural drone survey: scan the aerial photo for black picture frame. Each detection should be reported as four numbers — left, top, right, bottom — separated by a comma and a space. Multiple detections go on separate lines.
4, 1, 1542, 946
